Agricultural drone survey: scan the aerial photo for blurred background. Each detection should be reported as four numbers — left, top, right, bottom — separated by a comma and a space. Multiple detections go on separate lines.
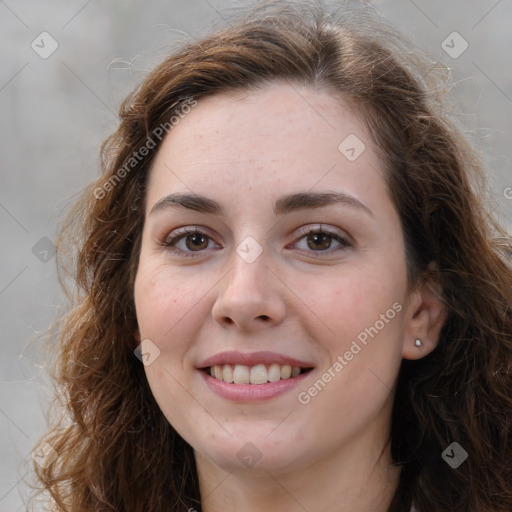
1, 0, 511, 510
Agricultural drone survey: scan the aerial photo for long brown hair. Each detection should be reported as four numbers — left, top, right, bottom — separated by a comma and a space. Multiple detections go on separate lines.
31, 2, 512, 511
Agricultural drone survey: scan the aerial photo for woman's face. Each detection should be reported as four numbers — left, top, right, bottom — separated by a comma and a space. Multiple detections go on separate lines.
134, 82, 421, 474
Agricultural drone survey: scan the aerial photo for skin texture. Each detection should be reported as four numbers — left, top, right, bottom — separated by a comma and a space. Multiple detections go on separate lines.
133, 82, 445, 512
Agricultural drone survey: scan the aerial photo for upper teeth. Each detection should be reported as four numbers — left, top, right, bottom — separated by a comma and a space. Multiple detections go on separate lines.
209, 364, 302, 384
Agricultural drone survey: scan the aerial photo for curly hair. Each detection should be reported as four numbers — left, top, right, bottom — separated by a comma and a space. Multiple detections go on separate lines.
31, 2, 512, 511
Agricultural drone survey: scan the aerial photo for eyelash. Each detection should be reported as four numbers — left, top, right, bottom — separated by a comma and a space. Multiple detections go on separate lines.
161, 225, 352, 258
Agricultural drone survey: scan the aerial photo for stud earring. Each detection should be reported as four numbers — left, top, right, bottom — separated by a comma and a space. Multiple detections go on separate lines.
414, 339, 423, 349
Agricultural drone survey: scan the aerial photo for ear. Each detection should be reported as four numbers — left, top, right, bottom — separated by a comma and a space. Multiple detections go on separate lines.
402, 271, 446, 360
134, 328, 141, 343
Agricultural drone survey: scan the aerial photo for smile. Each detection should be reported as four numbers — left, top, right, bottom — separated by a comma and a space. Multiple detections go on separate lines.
197, 350, 315, 401
206, 363, 312, 384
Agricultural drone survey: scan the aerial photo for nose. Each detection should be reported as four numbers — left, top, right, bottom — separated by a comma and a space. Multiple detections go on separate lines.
211, 248, 286, 331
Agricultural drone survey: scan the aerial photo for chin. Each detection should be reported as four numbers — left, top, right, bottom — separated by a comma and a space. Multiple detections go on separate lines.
192, 430, 309, 473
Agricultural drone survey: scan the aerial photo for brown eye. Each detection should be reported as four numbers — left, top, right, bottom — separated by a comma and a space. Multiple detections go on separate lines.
291, 226, 352, 256
163, 228, 219, 257
306, 232, 333, 251
184, 233, 209, 251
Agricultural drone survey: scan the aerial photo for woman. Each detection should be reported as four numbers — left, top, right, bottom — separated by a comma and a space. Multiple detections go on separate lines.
32, 2, 512, 511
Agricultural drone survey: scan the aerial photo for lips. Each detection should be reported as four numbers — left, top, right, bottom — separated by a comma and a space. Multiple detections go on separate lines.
197, 351, 315, 386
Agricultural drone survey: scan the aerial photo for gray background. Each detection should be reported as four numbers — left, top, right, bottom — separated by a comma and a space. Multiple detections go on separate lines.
1, 0, 511, 510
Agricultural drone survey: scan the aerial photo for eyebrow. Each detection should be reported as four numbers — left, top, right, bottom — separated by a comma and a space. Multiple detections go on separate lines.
149, 191, 373, 217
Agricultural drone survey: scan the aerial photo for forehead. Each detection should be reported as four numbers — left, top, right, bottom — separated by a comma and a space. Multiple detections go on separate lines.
145, 81, 387, 211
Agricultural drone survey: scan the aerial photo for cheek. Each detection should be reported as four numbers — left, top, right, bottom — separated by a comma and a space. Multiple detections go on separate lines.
134, 261, 205, 329
135, 270, 173, 332
133, 265, 208, 431
133, 263, 204, 364
294, 266, 405, 436
133, 257, 234, 402
297, 258, 407, 412
301, 260, 406, 343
